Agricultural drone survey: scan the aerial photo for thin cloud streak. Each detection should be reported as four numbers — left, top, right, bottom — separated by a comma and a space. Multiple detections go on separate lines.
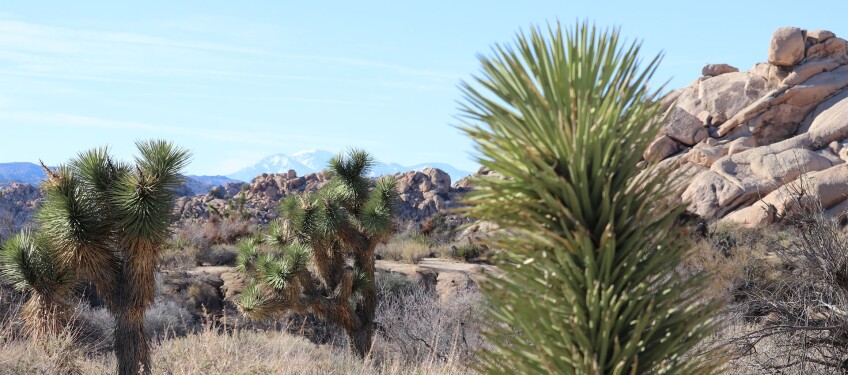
0, 111, 380, 148
0, 17, 462, 81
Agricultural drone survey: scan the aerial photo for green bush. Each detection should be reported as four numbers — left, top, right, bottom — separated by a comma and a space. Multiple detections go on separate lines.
451, 244, 483, 262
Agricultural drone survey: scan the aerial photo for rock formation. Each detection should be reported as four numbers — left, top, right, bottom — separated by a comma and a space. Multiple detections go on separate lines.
0, 183, 42, 239
172, 167, 472, 227
647, 27, 848, 227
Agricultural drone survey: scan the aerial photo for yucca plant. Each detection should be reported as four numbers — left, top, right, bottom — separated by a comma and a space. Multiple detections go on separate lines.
237, 149, 397, 357
0, 140, 190, 375
0, 230, 74, 340
460, 22, 719, 374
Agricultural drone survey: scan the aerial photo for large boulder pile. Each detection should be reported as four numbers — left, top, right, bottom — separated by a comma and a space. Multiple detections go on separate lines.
172, 170, 330, 223
173, 167, 469, 226
648, 27, 848, 227
395, 168, 454, 222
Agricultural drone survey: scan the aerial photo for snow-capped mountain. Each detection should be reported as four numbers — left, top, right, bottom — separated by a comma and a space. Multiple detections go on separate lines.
291, 149, 335, 172
227, 150, 473, 183
226, 154, 313, 182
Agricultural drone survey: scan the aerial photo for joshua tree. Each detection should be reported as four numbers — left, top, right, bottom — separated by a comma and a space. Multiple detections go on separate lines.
237, 149, 397, 357
0, 140, 190, 375
459, 22, 719, 374
0, 230, 74, 340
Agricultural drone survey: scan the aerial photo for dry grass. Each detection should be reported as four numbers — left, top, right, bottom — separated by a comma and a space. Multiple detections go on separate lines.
161, 220, 251, 269
682, 223, 782, 303
374, 280, 486, 366
376, 237, 433, 264
685, 212, 848, 374
0, 314, 473, 375
0, 266, 480, 374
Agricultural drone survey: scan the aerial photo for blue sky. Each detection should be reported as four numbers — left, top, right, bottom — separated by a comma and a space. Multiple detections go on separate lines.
0, 1, 845, 175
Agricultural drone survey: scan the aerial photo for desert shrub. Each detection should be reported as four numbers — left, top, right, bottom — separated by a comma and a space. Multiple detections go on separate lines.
72, 304, 116, 351
186, 282, 223, 313
0, 326, 84, 375
374, 278, 484, 367
376, 237, 432, 264
449, 244, 484, 262
173, 218, 254, 250
159, 236, 201, 269
145, 300, 194, 341
208, 186, 227, 200
718, 204, 848, 373
71, 299, 197, 350
682, 224, 780, 304
375, 270, 417, 300
197, 245, 237, 266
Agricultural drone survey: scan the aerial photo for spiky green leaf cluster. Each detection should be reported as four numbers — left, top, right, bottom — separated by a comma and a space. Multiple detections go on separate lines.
460, 22, 719, 374
0, 231, 74, 296
114, 140, 191, 242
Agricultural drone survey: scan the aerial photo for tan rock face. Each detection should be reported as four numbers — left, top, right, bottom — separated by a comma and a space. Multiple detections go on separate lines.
660, 72, 767, 146
807, 30, 836, 43
722, 164, 848, 227
644, 135, 682, 162
651, 27, 848, 225
749, 149, 832, 183
702, 63, 739, 77
769, 27, 806, 67
806, 37, 848, 60
687, 143, 728, 167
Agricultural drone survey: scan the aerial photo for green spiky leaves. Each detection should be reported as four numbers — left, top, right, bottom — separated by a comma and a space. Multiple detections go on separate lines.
264, 220, 292, 248
360, 177, 398, 236
114, 140, 191, 243
328, 149, 374, 212
0, 231, 74, 297
235, 237, 262, 273
238, 284, 282, 321
460, 22, 719, 374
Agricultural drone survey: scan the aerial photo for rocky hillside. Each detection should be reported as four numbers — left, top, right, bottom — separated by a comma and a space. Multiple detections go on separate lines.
646, 27, 848, 227
0, 183, 42, 238
173, 167, 471, 228
0, 166, 480, 239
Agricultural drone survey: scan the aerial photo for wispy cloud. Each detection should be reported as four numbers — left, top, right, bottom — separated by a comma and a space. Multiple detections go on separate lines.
0, 111, 380, 148
0, 16, 461, 82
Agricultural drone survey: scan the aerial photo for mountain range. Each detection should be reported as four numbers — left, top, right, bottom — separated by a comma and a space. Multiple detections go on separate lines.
0, 162, 46, 186
226, 149, 472, 183
0, 151, 472, 194
0, 162, 240, 195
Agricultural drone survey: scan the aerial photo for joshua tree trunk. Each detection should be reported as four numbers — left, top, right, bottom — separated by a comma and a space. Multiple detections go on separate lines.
349, 241, 377, 357
114, 306, 150, 375
350, 320, 375, 358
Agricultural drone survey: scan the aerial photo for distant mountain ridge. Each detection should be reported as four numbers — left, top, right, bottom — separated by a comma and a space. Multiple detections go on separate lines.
227, 150, 472, 183
0, 162, 238, 195
0, 162, 46, 186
